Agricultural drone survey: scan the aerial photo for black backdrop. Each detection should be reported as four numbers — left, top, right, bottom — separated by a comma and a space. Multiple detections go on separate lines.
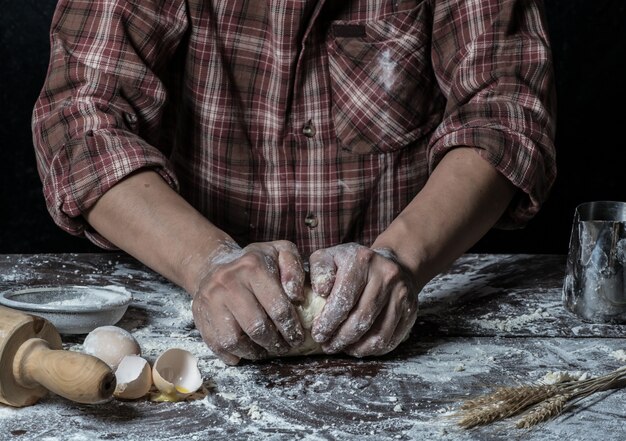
1, 1, 625, 254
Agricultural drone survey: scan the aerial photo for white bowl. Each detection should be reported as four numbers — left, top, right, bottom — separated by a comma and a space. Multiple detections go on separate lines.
0, 285, 132, 334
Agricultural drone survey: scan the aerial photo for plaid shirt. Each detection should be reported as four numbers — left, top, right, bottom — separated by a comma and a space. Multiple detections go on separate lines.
33, 0, 556, 257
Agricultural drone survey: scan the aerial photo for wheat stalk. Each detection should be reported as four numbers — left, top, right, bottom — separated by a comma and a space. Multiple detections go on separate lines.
515, 393, 571, 428
460, 386, 545, 410
455, 366, 626, 429
457, 385, 558, 429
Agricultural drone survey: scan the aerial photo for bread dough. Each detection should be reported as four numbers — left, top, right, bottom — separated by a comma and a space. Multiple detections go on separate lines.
284, 285, 326, 357
272, 284, 413, 358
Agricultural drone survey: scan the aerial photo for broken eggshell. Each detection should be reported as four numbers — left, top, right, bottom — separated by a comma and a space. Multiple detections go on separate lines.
152, 348, 202, 402
83, 325, 141, 370
114, 355, 152, 400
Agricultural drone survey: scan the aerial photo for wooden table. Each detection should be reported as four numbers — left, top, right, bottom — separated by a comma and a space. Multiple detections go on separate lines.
1, 253, 625, 440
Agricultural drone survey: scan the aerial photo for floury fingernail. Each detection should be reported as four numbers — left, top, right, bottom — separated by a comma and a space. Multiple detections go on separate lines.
325, 342, 343, 354
288, 329, 304, 346
312, 332, 327, 343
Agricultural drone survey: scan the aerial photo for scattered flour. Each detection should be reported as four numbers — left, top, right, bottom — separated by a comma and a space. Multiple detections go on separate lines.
228, 411, 243, 424
470, 308, 551, 332
0, 406, 18, 419
4, 253, 622, 441
610, 349, 626, 362
540, 371, 589, 385
246, 403, 262, 420
217, 392, 238, 401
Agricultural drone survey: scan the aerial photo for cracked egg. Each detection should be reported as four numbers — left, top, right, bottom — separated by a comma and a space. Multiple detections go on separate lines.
114, 355, 152, 400
151, 348, 202, 402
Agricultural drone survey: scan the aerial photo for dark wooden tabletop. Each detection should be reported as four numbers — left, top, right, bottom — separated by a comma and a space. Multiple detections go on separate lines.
1, 253, 625, 440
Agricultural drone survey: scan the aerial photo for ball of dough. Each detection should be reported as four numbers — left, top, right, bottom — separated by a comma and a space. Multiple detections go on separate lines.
274, 284, 413, 358
283, 285, 326, 357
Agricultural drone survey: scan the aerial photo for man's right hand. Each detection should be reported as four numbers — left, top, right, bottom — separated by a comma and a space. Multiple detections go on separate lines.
83, 171, 307, 366
191, 240, 307, 365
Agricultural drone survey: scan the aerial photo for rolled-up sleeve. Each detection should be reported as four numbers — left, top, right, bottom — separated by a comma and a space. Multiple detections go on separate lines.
32, 0, 188, 248
427, 0, 556, 228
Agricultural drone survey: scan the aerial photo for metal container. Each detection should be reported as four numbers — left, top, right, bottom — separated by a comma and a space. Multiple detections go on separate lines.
563, 201, 626, 323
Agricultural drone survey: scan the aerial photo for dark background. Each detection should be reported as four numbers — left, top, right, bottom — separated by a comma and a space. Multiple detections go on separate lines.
1, 0, 625, 254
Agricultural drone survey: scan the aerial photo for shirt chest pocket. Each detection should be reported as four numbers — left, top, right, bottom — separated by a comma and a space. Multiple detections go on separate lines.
326, 5, 441, 154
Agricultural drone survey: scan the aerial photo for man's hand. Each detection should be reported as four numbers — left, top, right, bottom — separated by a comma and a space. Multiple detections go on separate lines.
308, 243, 418, 357
191, 240, 306, 365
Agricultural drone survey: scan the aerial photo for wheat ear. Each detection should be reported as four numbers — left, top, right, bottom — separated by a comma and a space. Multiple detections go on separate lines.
515, 393, 571, 428
457, 385, 558, 429
456, 366, 626, 429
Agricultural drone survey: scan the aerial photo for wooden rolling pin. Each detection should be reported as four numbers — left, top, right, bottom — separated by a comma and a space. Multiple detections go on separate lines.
0, 305, 115, 407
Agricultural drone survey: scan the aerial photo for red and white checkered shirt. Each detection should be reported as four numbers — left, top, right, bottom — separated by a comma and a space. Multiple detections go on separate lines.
32, 0, 556, 257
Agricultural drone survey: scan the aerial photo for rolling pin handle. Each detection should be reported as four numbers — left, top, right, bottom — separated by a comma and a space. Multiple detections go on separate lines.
12, 338, 116, 404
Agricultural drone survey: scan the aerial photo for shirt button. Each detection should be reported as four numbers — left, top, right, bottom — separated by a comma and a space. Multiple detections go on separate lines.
304, 213, 318, 228
302, 120, 316, 138
124, 112, 138, 125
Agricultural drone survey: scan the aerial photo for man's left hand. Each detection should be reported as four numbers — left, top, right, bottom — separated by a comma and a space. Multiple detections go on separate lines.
308, 243, 418, 357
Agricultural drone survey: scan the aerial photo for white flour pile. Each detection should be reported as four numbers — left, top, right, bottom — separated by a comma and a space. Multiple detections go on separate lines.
610, 349, 626, 362
470, 308, 551, 332
540, 371, 590, 385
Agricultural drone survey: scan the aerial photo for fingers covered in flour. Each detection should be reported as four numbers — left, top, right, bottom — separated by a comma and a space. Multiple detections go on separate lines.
309, 243, 368, 344
275, 240, 306, 303
309, 249, 337, 298
191, 241, 306, 364
344, 282, 417, 357
191, 298, 265, 366
308, 244, 419, 356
